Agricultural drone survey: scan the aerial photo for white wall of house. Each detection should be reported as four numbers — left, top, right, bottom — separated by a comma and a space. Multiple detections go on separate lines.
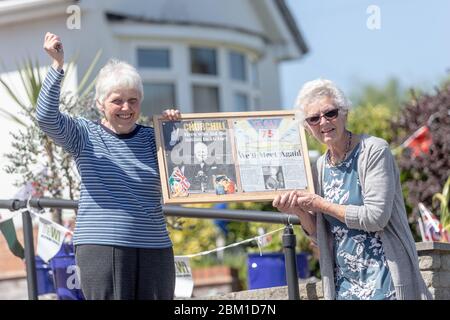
0, 0, 305, 200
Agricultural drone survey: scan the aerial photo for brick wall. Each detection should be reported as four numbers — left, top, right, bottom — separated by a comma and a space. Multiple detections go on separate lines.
191, 266, 242, 297
417, 241, 450, 300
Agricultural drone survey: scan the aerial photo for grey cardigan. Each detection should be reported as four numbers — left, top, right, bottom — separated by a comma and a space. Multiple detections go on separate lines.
312, 134, 431, 300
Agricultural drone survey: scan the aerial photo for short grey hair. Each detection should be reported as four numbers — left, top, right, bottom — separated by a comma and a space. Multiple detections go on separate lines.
95, 59, 144, 104
294, 78, 351, 122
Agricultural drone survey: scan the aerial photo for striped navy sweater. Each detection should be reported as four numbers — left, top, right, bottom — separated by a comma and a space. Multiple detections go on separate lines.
36, 67, 172, 249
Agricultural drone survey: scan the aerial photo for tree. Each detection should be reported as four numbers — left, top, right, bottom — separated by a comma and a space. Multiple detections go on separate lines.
347, 102, 395, 143
346, 78, 408, 144
351, 78, 405, 113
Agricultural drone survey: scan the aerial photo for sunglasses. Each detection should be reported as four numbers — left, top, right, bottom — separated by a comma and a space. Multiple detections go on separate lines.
305, 108, 340, 126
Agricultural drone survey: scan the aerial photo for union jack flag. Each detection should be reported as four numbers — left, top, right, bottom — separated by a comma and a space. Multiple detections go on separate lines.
170, 167, 191, 190
418, 202, 449, 242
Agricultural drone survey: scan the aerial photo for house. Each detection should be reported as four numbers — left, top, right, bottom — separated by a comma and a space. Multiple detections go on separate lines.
0, 0, 308, 298
0, 0, 307, 199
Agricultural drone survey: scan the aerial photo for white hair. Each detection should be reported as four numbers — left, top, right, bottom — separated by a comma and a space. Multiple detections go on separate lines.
95, 59, 144, 104
294, 78, 351, 122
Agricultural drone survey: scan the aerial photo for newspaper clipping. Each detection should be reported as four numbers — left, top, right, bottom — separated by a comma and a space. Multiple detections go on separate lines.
233, 117, 307, 192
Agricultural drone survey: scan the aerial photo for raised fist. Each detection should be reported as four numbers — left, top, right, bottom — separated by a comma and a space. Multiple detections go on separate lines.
43, 32, 64, 70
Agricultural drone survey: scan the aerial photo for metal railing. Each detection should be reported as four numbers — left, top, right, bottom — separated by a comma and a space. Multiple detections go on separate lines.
0, 197, 302, 300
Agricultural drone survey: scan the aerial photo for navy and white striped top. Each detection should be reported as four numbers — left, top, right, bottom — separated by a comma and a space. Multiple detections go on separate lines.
36, 67, 172, 249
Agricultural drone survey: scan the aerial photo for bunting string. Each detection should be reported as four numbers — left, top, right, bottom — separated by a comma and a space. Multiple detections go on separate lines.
177, 226, 286, 259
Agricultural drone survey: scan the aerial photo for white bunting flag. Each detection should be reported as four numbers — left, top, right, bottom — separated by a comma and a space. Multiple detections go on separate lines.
174, 256, 194, 298
36, 219, 66, 262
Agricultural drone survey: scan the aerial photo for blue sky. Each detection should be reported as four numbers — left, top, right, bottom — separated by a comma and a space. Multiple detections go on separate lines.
280, 0, 450, 108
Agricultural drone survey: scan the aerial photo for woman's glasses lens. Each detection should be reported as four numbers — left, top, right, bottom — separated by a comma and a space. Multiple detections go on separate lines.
306, 116, 320, 125
305, 108, 339, 125
324, 109, 339, 119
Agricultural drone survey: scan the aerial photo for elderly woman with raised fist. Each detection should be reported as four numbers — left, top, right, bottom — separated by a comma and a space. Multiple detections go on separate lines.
37, 32, 180, 300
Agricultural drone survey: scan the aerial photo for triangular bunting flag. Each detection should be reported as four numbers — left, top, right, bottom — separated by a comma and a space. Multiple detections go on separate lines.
36, 218, 66, 262
0, 213, 24, 259
174, 256, 194, 298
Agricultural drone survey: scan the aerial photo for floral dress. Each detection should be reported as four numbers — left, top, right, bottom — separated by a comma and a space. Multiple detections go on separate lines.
322, 143, 396, 300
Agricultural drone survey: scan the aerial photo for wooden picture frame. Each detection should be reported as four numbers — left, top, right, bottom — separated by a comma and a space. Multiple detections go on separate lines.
153, 111, 314, 204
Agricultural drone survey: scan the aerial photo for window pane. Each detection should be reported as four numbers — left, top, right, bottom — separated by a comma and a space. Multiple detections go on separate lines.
193, 85, 220, 112
234, 92, 248, 112
254, 97, 261, 109
190, 47, 217, 75
229, 51, 246, 81
251, 61, 259, 87
137, 49, 170, 68
142, 83, 176, 116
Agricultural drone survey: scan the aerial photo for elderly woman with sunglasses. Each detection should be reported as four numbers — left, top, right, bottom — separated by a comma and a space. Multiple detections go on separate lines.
273, 79, 431, 300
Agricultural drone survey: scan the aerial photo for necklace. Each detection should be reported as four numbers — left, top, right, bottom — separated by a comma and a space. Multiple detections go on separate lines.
327, 131, 352, 166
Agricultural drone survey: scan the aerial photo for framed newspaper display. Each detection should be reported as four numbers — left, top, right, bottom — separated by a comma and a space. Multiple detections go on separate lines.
153, 111, 314, 204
